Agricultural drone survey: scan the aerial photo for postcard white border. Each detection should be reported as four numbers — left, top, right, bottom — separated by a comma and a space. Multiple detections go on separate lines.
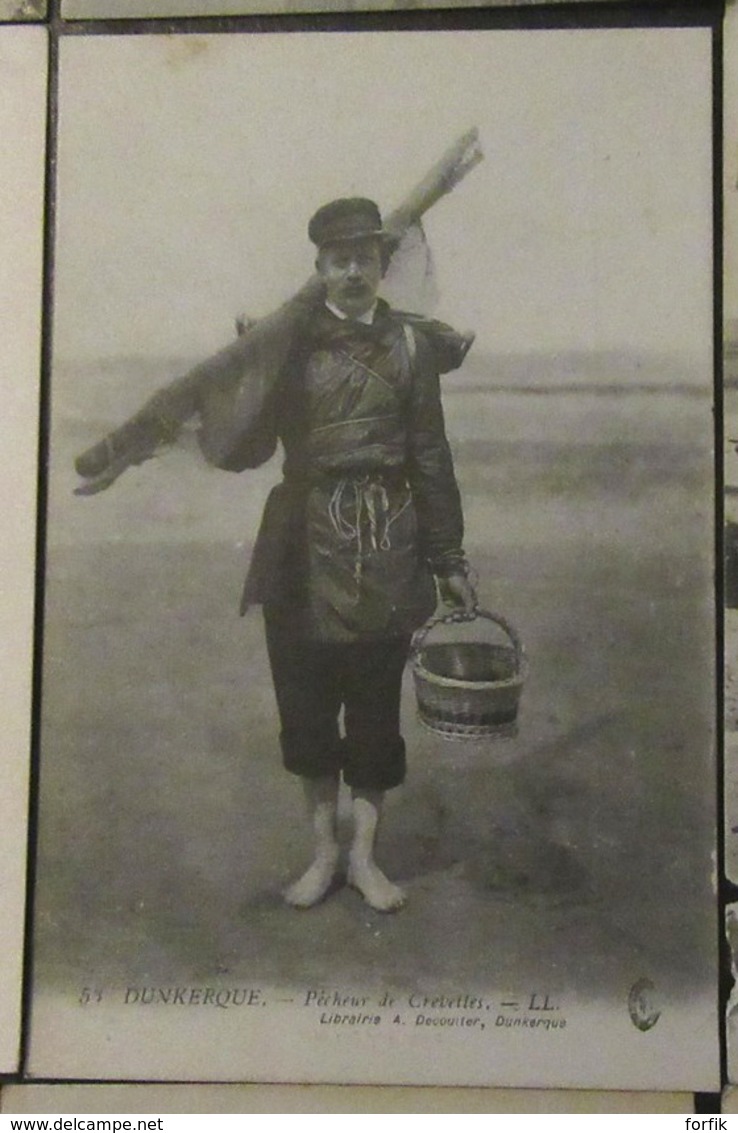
0, 23, 46, 1076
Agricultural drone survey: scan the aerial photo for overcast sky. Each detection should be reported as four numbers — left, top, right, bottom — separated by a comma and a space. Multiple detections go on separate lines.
54, 27, 712, 365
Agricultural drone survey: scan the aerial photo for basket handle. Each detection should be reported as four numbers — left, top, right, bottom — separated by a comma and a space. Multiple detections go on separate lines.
411, 608, 526, 672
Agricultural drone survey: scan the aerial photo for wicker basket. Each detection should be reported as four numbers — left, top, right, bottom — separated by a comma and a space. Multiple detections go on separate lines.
411, 609, 527, 740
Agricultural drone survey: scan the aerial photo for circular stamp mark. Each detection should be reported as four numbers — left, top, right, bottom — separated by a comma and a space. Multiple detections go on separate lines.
627, 977, 661, 1032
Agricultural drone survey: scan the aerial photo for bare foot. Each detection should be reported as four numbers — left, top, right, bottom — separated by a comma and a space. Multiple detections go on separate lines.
348, 858, 406, 913
284, 853, 339, 909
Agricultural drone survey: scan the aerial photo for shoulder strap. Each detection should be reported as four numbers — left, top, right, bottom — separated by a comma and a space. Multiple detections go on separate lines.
402, 321, 417, 368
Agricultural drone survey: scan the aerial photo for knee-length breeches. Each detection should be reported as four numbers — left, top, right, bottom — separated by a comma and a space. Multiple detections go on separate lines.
263, 609, 411, 791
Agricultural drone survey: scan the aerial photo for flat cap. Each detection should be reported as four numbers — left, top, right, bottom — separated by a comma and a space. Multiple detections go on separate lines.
308, 197, 386, 248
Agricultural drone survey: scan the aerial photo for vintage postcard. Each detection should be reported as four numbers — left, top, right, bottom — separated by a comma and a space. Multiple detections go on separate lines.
26, 22, 719, 1088
725, 0, 738, 883
724, 0, 738, 1084
0, 1, 46, 18
0, 23, 47, 1075
727, 903, 738, 1081
0, 1084, 697, 1113
59, 0, 627, 21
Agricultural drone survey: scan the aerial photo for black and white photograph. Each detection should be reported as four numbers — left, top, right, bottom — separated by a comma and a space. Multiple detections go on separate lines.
0, 20, 47, 1076
26, 21, 719, 1088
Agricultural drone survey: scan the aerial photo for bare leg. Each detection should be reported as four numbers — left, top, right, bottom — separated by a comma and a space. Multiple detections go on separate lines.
284, 775, 340, 908
348, 789, 406, 912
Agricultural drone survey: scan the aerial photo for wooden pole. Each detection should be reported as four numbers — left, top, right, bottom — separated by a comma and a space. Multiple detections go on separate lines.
74, 128, 484, 494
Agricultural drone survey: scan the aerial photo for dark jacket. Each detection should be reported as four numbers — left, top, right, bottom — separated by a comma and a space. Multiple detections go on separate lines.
242, 300, 465, 642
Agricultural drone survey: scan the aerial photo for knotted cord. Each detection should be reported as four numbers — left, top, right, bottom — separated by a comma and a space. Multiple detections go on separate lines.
327, 476, 411, 592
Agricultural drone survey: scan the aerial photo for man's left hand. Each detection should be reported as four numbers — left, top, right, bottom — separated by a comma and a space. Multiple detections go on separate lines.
439, 572, 478, 615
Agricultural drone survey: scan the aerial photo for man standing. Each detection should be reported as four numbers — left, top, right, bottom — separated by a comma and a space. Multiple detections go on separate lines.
241, 197, 476, 912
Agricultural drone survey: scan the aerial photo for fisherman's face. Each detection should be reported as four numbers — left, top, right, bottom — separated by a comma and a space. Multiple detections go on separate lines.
317, 238, 384, 319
